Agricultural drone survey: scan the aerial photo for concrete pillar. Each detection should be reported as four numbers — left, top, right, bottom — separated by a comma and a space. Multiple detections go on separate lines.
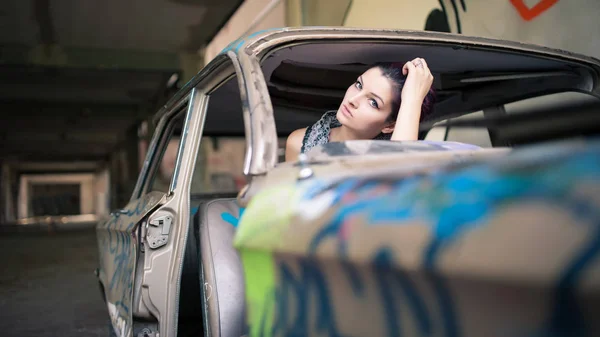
106, 124, 142, 208
0, 162, 11, 223
94, 168, 110, 217
28, 44, 68, 67
109, 151, 121, 210
203, 0, 287, 64
1, 162, 17, 224
179, 52, 204, 86
124, 124, 140, 197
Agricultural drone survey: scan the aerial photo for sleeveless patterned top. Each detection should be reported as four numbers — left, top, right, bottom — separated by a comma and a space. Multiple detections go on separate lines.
300, 110, 392, 154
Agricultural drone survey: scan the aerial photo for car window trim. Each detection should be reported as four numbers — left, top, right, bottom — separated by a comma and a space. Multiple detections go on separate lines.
130, 95, 190, 201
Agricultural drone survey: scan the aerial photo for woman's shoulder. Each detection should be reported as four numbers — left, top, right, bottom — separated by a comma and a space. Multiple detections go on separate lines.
285, 110, 337, 161
288, 127, 308, 143
285, 127, 308, 161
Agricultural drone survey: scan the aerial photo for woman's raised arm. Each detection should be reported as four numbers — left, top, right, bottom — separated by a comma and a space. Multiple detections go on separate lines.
391, 58, 434, 141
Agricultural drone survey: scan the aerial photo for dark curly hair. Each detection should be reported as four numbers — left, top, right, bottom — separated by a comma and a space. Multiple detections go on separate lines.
371, 62, 436, 123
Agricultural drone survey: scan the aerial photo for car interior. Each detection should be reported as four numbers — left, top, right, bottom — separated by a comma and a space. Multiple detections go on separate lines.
155, 40, 600, 336
206, 40, 600, 142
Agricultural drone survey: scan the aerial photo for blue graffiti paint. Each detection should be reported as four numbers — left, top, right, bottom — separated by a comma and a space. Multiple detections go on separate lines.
301, 179, 358, 202
306, 180, 383, 245
300, 144, 600, 337
273, 259, 349, 337
221, 208, 245, 228
424, 239, 459, 337
549, 231, 598, 337
308, 179, 408, 296
547, 196, 600, 337
377, 153, 600, 337
100, 197, 153, 318
272, 253, 434, 337
340, 260, 364, 296
124, 197, 149, 217
308, 195, 369, 295
427, 153, 600, 337
115, 300, 129, 314
373, 248, 433, 337
220, 28, 281, 55
108, 217, 120, 254
107, 230, 134, 315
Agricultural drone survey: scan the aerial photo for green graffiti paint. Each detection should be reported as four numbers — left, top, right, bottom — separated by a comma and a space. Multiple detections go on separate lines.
241, 249, 276, 337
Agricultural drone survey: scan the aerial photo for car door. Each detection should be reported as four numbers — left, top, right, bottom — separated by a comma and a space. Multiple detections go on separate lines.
96, 89, 201, 337
96, 191, 165, 337
133, 89, 207, 337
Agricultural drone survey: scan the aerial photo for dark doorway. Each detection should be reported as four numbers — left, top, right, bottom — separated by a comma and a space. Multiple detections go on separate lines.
30, 184, 81, 216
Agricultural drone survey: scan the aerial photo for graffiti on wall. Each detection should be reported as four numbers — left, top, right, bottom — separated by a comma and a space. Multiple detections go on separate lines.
510, 0, 559, 21
343, 0, 597, 60
425, 0, 467, 33
424, 0, 561, 33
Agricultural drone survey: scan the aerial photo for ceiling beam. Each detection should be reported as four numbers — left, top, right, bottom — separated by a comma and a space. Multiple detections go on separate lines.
0, 101, 141, 117
0, 146, 111, 161
14, 161, 101, 171
0, 66, 174, 105
3, 153, 107, 162
2, 131, 121, 144
0, 116, 142, 131
1, 139, 116, 149
0, 45, 182, 72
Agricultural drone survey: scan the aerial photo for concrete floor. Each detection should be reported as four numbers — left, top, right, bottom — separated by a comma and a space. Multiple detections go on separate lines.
0, 229, 108, 337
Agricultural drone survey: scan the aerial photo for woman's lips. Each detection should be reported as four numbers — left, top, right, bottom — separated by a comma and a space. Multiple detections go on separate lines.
342, 104, 353, 118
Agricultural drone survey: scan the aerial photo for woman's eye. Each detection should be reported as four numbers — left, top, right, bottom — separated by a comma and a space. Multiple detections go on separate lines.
355, 81, 362, 89
369, 99, 379, 109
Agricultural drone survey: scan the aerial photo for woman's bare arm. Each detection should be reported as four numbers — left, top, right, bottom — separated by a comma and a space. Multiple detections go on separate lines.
391, 57, 434, 141
391, 100, 422, 141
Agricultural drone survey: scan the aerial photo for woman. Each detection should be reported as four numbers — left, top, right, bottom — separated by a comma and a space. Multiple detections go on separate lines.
285, 58, 435, 161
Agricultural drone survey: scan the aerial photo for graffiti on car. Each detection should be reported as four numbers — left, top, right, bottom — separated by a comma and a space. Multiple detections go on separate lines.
236, 141, 600, 337
97, 192, 163, 336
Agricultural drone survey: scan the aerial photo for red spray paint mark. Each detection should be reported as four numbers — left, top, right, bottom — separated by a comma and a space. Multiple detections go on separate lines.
510, 0, 559, 21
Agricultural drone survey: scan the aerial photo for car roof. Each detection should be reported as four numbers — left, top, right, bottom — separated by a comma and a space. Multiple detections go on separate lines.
223, 27, 600, 69
157, 27, 600, 135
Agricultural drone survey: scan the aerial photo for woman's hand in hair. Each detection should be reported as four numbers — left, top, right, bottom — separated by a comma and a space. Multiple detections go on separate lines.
390, 58, 433, 141
401, 57, 434, 105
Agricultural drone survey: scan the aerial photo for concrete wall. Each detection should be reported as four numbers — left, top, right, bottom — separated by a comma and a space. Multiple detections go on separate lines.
343, 0, 600, 59
301, 0, 352, 26
344, 0, 438, 30
206, 0, 600, 60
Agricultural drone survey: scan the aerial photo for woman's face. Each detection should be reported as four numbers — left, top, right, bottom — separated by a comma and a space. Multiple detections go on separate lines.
336, 67, 396, 138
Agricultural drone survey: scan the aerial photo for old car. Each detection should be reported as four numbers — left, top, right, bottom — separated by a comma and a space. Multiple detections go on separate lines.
96, 27, 600, 337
